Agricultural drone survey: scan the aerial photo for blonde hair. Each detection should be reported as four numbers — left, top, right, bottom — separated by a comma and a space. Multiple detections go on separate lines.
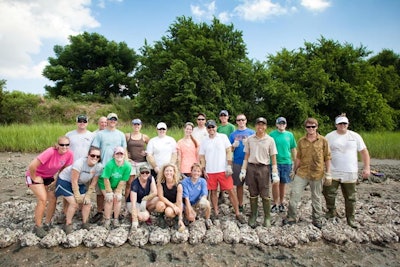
157, 163, 180, 185
55, 136, 70, 148
335, 113, 347, 119
304, 117, 318, 127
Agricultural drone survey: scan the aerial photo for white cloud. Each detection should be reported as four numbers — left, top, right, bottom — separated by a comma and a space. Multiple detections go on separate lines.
234, 0, 287, 21
218, 11, 231, 24
0, 0, 99, 80
301, 0, 331, 12
191, 1, 216, 20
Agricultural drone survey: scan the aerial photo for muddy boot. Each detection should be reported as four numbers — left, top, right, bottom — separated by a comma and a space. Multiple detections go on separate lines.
342, 183, 358, 229
248, 196, 258, 228
262, 197, 271, 227
323, 180, 339, 219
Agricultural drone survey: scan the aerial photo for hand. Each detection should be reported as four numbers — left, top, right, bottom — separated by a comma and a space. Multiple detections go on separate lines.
83, 195, 91, 205
114, 193, 123, 202
105, 192, 114, 202
131, 221, 139, 231
75, 194, 84, 204
272, 172, 280, 184
232, 140, 240, 148
290, 171, 296, 180
47, 180, 56, 191
239, 169, 246, 182
324, 172, 332, 186
140, 200, 147, 211
226, 165, 233, 177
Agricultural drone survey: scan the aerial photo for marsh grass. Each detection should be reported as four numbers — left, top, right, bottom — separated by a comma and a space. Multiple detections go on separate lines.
0, 123, 399, 159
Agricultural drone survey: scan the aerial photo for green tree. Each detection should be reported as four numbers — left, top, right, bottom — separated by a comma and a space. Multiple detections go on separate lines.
43, 32, 138, 102
134, 16, 255, 125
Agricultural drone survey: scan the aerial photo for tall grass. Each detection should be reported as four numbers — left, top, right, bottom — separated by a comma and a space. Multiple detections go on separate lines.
0, 123, 399, 159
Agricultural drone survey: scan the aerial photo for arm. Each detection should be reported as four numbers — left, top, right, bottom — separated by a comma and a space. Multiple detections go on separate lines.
170, 152, 177, 165
28, 158, 42, 182
71, 169, 83, 203
360, 148, 371, 179
130, 191, 138, 222
176, 184, 184, 218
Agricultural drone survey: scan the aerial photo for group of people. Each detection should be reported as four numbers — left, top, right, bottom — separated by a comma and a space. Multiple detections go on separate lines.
25, 110, 370, 238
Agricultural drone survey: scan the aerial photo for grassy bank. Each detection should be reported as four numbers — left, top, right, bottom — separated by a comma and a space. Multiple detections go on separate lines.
0, 123, 399, 159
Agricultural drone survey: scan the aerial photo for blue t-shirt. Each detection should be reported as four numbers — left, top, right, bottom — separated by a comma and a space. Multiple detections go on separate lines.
91, 129, 127, 165
229, 128, 255, 164
181, 177, 208, 205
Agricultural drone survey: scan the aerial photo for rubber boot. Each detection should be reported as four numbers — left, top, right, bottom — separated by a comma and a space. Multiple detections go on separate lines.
323, 180, 339, 219
342, 183, 358, 229
262, 197, 271, 227
248, 197, 258, 228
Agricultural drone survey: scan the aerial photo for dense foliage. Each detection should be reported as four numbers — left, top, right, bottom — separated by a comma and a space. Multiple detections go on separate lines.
1, 16, 399, 130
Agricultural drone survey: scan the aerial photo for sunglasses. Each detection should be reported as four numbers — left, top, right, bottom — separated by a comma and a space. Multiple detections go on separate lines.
158, 128, 166, 131
133, 123, 141, 125
236, 119, 246, 122
207, 126, 215, 129
305, 125, 317, 129
219, 114, 228, 117
115, 152, 124, 155
338, 122, 348, 125
108, 117, 118, 121
140, 171, 150, 174
77, 120, 87, 123
89, 154, 101, 159
197, 118, 205, 121
58, 143, 70, 147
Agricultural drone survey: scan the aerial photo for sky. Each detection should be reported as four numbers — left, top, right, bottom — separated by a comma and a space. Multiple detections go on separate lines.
1, 0, 399, 95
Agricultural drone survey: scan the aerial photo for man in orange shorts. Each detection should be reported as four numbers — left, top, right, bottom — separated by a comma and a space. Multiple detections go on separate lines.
199, 120, 245, 223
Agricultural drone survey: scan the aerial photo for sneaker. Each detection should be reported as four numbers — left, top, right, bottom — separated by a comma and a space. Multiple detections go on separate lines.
104, 219, 111, 230
236, 214, 246, 224
282, 218, 296, 226
89, 212, 103, 224
205, 218, 213, 229
271, 204, 278, 213
64, 224, 73, 235
278, 204, 286, 213
238, 205, 244, 213
33, 225, 47, 238
113, 218, 120, 228
43, 222, 51, 231
82, 223, 90, 230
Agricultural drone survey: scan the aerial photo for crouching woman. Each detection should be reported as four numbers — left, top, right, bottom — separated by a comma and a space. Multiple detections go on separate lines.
55, 147, 103, 234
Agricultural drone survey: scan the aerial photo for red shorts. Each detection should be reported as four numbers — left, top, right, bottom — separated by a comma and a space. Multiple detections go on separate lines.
207, 172, 233, 191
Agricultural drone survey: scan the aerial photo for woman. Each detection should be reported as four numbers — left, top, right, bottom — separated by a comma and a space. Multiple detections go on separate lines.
25, 136, 74, 238
155, 163, 185, 231
176, 122, 199, 177
55, 147, 103, 234
98, 146, 131, 229
125, 118, 150, 198
128, 165, 158, 230
181, 163, 212, 228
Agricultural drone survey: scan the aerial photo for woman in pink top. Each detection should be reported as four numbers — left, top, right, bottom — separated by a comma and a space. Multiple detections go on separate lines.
25, 136, 74, 238
177, 122, 199, 177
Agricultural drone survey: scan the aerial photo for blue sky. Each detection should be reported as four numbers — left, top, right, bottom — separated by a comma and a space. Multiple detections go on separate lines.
1, 0, 399, 95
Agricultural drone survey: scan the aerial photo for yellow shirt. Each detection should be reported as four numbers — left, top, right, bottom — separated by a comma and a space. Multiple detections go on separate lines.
296, 134, 331, 180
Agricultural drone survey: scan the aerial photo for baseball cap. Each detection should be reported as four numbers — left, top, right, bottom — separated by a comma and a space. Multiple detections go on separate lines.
132, 118, 142, 125
114, 146, 124, 154
76, 114, 88, 122
157, 122, 167, 130
206, 120, 217, 127
256, 117, 267, 124
107, 113, 118, 120
335, 116, 349, 124
276, 117, 287, 124
139, 165, 150, 172
219, 110, 229, 116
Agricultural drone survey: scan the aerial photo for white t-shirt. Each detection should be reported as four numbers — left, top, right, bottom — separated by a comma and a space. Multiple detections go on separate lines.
66, 130, 94, 162
199, 133, 231, 173
146, 135, 177, 168
58, 157, 103, 184
192, 126, 208, 144
325, 130, 367, 173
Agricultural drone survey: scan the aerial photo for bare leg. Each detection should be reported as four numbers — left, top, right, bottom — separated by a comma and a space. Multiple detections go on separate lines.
272, 182, 280, 205
30, 184, 47, 226
45, 190, 57, 224
227, 189, 240, 215
210, 190, 218, 215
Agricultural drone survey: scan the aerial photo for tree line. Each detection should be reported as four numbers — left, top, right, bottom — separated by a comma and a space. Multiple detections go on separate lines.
1, 16, 399, 130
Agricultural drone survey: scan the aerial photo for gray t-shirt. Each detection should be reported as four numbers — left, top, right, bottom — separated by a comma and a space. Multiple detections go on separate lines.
58, 157, 103, 184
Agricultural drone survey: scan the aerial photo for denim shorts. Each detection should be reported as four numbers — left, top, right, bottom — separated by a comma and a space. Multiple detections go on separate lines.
277, 164, 292, 184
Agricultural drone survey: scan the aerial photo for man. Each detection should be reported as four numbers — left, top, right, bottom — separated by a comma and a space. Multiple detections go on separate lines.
90, 112, 127, 223
199, 120, 245, 223
323, 113, 370, 228
269, 117, 297, 213
93, 116, 107, 134
192, 112, 208, 144
229, 114, 255, 212
66, 114, 94, 161
284, 118, 331, 229
146, 122, 177, 177
217, 110, 235, 137
240, 117, 278, 228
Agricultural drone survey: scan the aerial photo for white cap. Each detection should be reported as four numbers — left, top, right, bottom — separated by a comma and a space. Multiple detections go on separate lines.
157, 122, 167, 129
335, 116, 349, 124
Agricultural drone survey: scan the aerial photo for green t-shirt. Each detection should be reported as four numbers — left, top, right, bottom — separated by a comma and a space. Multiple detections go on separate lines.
269, 129, 297, 164
98, 158, 131, 190
217, 123, 235, 137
